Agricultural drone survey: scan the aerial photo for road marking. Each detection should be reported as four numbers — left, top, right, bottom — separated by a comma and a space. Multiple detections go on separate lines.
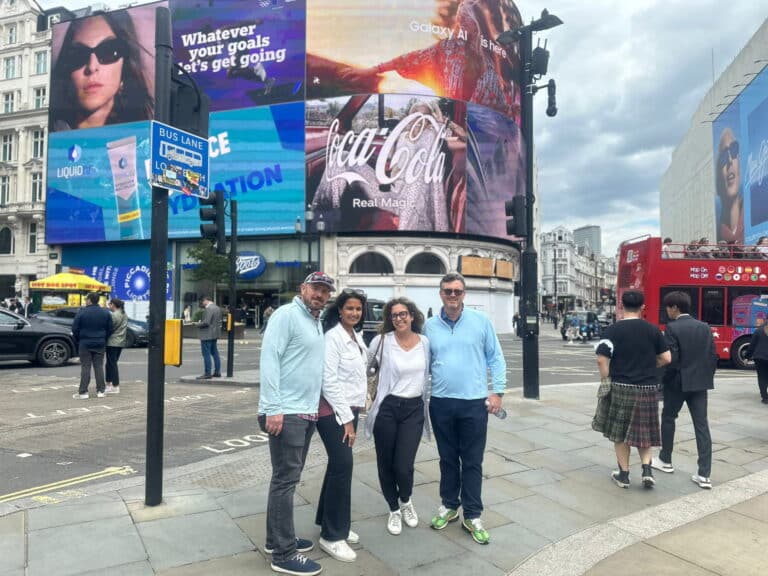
0, 466, 136, 504
17, 453, 32, 458
201, 433, 269, 454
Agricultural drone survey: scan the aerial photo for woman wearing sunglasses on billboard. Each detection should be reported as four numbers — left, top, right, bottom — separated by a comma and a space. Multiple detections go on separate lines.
50, 11, 153, 131
314, 288, 369, 562
364, 298, 431, 538
715, 127, 744, 245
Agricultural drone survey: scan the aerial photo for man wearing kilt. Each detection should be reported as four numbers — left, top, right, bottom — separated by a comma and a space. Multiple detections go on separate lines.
594, 290, 671, 489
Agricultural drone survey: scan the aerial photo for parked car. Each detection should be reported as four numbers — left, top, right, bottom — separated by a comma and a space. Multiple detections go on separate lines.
34, 307, 149, 348
0, 308, 77, 367
321, 297, 385, 346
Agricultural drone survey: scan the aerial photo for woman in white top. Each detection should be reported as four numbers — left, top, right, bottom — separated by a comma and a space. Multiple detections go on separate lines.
316, 289, 369, 563
366, 297, 431, 537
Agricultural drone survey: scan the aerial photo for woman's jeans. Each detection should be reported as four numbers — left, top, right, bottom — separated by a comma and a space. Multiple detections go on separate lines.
373, 395, 424, 511
258, 414, 315, 564
315, 410, 359, 541
429, 397, 488, 520
105, 346, 123, 386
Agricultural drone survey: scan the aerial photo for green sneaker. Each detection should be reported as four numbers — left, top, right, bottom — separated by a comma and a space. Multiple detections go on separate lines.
430, 505, 459, 530
462, 517, 490, 545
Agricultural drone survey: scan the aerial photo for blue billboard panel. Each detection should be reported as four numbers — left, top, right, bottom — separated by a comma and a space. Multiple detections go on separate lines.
87, 265, 173, 301
713, 66, 768, 245
170, 0, 306, 112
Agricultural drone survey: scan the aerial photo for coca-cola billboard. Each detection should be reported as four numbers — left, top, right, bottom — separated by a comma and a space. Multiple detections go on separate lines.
306, 93, 524, 240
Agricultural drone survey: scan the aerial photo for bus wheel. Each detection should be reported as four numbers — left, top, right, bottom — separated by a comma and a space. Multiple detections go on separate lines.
731, 337, 755, 370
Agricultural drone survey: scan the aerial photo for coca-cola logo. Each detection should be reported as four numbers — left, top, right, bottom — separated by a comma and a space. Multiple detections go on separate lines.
325, 112, 447, 188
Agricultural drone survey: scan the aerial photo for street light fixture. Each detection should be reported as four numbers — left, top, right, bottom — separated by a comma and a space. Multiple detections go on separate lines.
498, 8, 563, 400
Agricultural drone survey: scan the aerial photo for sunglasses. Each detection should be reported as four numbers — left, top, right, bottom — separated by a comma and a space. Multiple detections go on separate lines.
441, 288, 465, 296
718, 141, 739, 168
64, 38, 125, 71
342, 288, 366, 297
390, 311, 410, 321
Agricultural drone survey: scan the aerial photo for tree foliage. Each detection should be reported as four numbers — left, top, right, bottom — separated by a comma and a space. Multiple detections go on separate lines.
186, 240, 229, 300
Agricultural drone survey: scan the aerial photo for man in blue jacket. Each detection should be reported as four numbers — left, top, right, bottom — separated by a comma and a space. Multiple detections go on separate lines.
425, 273, 506, 545
258, 272, 334, 576
72, 292, 113, 399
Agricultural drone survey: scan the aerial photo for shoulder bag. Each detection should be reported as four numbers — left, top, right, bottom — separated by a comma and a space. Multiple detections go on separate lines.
366, 335, 385, 410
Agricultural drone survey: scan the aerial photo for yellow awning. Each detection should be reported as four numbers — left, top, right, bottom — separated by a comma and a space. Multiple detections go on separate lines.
30, 272, 111, 292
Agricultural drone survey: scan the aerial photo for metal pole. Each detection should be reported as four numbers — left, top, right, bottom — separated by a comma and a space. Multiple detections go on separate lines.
146, 6, 172, 506
226, 201, 237, 378
553, 245, 557, 315
521, 28, 540, 399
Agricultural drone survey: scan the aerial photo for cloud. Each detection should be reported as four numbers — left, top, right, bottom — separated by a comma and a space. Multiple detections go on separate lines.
530, 0, 766, 254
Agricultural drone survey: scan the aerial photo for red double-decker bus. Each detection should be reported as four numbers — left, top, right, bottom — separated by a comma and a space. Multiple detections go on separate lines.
617, 236, 768, 369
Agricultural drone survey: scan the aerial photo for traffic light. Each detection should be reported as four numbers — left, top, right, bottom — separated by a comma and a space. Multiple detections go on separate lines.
505, 195, 527, 237
199, 190, 226, 255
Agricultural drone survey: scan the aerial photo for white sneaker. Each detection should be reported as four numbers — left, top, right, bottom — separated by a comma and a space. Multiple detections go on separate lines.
400, 499, 418, 528
691, 474, 712, 489
72, 393, 89, 399
387, 510, 402, 535
319, 538, 356, 562
346, 530, 359, 544
105, 385, 119, 394
651, 457, 674, 473
97, 391, 106, 398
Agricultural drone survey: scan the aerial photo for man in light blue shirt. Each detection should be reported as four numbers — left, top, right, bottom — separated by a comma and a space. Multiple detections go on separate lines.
425, 273, 506, 546
258, 271, 334, 576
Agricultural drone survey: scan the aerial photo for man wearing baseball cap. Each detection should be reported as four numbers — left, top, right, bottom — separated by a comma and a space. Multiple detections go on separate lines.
258, 271, 335, 576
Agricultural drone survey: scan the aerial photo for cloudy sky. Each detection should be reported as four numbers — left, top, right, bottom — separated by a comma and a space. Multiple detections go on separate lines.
39, 0, 766, 254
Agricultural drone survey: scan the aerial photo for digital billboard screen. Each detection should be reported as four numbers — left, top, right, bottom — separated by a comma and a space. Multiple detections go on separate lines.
170, 0, 306, 112
49, 2, 164, 132
713, 66, 768, 245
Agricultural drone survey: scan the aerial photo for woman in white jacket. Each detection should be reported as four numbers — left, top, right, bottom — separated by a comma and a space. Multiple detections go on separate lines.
315, 289, 369, 563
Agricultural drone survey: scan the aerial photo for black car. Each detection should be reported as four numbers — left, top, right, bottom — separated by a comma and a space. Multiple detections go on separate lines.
321, 297, 385, 346
0, 308, 77, 367
34, 307, 149, 348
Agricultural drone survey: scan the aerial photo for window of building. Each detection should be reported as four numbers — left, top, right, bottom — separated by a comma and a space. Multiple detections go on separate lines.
27, 222, 37, 254
3, 56, 16, 79
32, 130, 44, 158
0, 226, 11, 254
349, 252, 394, 274
3, 92, 13, 114
34, 51, 47, 75
405, 253, 446, 275
33, 86, 46, 109
31, 172, 42, 203
0, 175, 9, 205
47, 13, 61, 30
2, 134, 14, 162
6, 24, 17, 46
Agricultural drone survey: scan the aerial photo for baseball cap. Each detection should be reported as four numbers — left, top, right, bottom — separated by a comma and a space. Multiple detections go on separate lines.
303, 271, 336, 291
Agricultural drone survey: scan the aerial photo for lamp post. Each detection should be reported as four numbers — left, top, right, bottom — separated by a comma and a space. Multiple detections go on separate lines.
498, 9, 563, 400
553, 243, 558, 317
304, 204, 314, 270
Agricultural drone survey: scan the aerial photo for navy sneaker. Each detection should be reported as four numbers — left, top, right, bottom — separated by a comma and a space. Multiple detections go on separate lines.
264, 537, 314, 555
270, 553, 321, 575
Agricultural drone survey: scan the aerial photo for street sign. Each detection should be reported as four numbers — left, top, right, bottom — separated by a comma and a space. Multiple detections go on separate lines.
150, 120, 209, 199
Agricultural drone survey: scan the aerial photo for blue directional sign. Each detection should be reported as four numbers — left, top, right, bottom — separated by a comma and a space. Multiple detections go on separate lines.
150, 121, 209, 199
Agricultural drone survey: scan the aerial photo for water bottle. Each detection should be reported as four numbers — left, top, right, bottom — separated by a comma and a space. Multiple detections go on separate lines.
485, 399, 507, 419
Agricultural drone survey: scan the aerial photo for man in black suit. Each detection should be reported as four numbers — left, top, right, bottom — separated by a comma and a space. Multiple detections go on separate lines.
653, 291, 717, 489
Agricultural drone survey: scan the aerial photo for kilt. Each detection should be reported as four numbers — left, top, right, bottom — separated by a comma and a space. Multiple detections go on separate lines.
592, 381, 660, 448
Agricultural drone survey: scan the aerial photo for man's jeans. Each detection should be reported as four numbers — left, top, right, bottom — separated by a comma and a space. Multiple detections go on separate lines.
79, 346, 106, 394
258, 414, 315, 563
200, 339, 220, 376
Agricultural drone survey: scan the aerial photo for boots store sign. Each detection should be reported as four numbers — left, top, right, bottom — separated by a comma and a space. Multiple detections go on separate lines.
236, 252, 267, 280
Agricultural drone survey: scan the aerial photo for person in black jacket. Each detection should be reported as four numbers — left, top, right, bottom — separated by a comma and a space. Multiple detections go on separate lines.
72, 292, 113, 399
653, 291, 718, 489
746, 324, 768, 404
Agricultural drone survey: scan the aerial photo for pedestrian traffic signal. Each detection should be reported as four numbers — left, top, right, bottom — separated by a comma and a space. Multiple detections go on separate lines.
505, 195, 527, 237
199, 191, 226, 255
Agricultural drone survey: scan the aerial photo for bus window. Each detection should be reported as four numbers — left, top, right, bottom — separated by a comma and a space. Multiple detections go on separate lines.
728, 287, 768, 328
659, 287, 699, 323
701, 288, 724, 326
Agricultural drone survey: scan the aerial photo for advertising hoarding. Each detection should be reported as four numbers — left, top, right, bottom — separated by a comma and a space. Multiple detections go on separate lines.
306, 0, 523, 121
49, 2, 164, 132
170, 0, 306, 112
713, 66, 768, 245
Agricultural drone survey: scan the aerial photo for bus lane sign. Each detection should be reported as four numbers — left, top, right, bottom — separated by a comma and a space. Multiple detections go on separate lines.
150, 121, 209, 199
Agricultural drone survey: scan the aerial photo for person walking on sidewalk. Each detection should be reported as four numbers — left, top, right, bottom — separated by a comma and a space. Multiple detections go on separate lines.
594, 289, 671, 489
258, 271, 335, 576
746, 323, 768, 404
196, 296, 222, 380
652, 291, 717, 489
314, 289, 368, 562
425, 272, 506, 545
105, 297, 127, 394
72, 292, 113, 399
365, 297, 431, 537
